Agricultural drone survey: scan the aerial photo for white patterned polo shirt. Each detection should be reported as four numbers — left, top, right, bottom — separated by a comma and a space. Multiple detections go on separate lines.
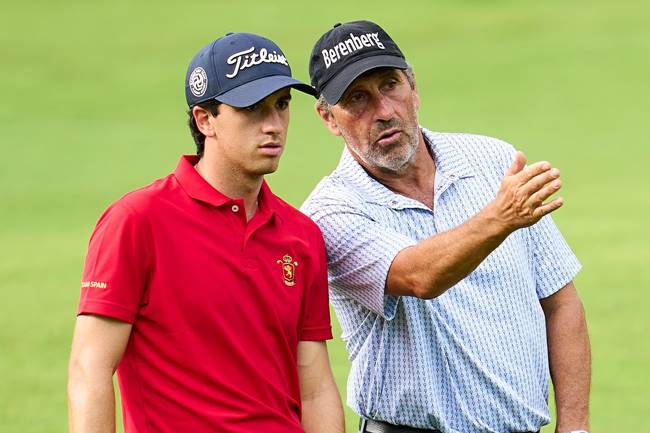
300, 128, 581, 433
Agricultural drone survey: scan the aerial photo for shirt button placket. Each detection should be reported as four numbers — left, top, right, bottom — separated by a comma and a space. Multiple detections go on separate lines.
227, 202, 245, 252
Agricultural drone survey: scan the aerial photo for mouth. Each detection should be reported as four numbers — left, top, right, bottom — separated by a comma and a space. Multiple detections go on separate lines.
258, 142, 283, 156
375, 128, 402, 146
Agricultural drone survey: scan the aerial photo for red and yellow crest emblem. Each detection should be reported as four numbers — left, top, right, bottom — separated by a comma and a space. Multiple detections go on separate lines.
276, 254, 299, 286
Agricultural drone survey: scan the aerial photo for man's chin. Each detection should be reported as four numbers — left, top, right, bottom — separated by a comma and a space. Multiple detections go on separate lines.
374, 159, 411, 173
369, 148, 416, 172
252, 162, 280, 177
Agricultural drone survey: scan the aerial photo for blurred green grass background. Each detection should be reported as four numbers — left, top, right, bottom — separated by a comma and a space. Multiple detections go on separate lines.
1, 0, 648, 431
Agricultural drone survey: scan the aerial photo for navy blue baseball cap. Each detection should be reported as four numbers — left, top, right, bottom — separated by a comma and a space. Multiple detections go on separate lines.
309, 21, 408, 104
185, 32, 316, 108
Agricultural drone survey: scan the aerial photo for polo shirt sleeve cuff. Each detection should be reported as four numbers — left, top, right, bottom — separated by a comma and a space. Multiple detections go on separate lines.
363, 236, 416, 321
331, 237, 416, 321
537, 258, 582, 299
77, 300, 137, 324
530, 214, 583, 299
299, 325, 333, 341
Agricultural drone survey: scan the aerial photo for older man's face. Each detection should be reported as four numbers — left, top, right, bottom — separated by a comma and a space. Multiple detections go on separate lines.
325, 68, 420, 173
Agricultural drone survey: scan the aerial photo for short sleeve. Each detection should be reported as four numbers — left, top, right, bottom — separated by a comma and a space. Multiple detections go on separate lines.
528, 214, 581, 299
298, 231, 333, 341
309, 201, 417, 320
77, 201, 152, 323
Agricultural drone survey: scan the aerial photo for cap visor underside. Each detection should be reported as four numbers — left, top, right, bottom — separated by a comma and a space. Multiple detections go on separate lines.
215, 75, 317, 107
322, 55, 408, 105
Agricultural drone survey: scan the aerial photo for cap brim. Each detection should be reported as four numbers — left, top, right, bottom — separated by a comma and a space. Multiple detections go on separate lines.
321, 55, 408, 105
215, 75, 317, 108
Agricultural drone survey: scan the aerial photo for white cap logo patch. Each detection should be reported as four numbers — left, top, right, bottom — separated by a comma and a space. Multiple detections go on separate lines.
189, 67, 208, 97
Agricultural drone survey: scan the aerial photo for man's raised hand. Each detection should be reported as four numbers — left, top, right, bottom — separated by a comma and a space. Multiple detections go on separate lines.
489, 151, 564, 232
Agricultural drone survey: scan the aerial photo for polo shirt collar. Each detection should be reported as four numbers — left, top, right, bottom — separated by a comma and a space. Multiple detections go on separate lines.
174, 155, 232, 207
421, 127, 475, 180
256, 179, 281, 219
173, 155, 278, 221
333, 126, 475, 209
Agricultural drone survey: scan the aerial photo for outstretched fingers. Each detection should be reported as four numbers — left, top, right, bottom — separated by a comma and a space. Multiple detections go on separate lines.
515, 160, 553, 185
532, 196, 564, 219
496, 154, 566, 230
523, 170, 562, 201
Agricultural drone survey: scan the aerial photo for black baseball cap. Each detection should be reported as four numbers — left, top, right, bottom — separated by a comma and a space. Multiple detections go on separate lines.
185, 32, 316, 108
309, 21, 408, 105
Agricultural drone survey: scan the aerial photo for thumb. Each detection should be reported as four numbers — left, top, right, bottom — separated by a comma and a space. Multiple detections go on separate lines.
506, 151, 526, 176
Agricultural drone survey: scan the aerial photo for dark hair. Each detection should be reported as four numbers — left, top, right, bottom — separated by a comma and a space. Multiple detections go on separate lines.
187, 100, 222, 157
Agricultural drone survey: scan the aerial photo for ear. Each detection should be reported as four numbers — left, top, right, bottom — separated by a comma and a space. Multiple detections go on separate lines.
315, 102, 342, 137
192, 106, 216, 138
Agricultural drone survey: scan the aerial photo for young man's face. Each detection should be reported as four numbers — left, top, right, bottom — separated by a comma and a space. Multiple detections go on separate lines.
209, 88, 292, 176
320, 68, 420, 173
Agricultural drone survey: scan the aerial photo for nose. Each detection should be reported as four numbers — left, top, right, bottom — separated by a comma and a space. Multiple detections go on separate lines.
373, 92, 396, 121
261, 107, 284, 136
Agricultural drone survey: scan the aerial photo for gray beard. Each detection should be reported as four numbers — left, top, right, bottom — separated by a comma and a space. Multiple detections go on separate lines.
344, 122, 420, 173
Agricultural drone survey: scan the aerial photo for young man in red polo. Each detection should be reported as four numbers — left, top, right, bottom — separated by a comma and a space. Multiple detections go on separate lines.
67, 32, 344, 433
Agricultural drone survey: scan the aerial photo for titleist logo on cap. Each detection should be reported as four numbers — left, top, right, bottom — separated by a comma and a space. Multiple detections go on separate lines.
322, 32, 386, 68
226, 46, 289, 79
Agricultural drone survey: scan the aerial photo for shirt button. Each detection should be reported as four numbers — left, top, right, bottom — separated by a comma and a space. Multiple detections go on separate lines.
231, 204, 240, 212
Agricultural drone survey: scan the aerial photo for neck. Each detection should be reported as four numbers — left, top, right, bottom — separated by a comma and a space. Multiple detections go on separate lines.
194, 151, 262, 220
358, 131, 436, 209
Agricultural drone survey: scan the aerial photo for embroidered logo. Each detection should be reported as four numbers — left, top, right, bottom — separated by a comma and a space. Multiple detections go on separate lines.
276, 254, 298, 286
226, 46, 288, 79
189, 67, 208, 97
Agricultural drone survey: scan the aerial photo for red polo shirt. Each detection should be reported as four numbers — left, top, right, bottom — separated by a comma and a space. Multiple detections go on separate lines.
78, 155, 332, 433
